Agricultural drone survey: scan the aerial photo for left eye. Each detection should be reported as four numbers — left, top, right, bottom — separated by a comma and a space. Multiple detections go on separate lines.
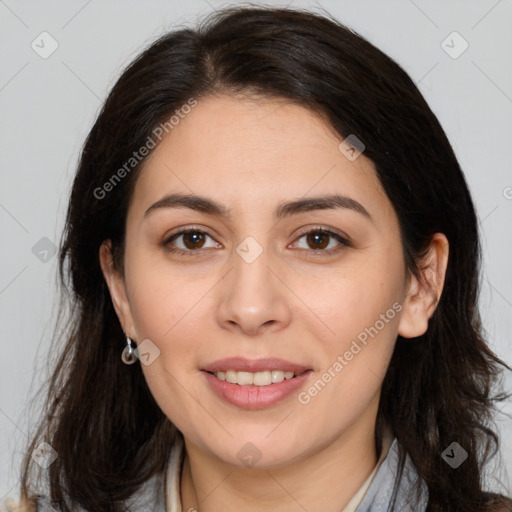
163, 228, 349, 256
292, 229, 349, 253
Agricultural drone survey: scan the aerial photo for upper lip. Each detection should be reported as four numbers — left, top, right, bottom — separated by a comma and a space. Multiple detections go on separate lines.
201, 357, 311, 374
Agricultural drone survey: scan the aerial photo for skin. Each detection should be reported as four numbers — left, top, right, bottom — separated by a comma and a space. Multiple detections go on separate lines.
100, 94, 449, 512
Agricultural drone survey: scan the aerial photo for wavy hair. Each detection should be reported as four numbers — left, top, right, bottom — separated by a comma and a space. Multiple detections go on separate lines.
18, 5, 511, 511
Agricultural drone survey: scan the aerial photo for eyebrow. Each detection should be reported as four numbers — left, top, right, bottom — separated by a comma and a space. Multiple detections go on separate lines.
144, 193, 372, 222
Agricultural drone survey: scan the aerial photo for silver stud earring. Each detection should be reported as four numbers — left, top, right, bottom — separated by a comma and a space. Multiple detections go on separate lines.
121, 333, 137, 365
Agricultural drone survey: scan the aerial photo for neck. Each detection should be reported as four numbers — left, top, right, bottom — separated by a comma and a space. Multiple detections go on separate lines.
180, 415, 380, 512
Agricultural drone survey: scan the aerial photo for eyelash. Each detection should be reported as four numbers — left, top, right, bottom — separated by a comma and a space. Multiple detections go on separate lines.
162, 226, 351, 257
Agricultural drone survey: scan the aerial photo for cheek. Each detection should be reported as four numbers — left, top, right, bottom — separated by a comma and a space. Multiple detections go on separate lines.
124, 241, 206, 340
127, 281, 207, 383
297, 292, 400, 434
128, 270, 209, 434
317, 253, 404, 345
305, 250, 404, 403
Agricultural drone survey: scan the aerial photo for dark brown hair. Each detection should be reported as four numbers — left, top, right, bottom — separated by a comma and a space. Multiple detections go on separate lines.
19, 5, 512, 511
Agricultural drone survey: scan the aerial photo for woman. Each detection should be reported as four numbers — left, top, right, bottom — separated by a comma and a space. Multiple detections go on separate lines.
7, 5, 511, 512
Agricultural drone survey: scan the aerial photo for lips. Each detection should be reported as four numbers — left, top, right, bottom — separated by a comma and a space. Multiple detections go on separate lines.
201, 357, 313, 409
201, 357, 310, 374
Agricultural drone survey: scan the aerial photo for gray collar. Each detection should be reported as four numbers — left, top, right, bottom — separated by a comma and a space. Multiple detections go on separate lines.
354, 437, 429, 511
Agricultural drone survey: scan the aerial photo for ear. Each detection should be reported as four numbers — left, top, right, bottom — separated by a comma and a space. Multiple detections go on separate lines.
99, 240, 137, 338
398, 233, 449, 339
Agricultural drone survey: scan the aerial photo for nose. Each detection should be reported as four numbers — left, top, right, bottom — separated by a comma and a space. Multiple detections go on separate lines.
216, 241, 292, 336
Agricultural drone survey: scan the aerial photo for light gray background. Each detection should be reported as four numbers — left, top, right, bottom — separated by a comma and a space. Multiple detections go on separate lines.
1, 0, 511, 504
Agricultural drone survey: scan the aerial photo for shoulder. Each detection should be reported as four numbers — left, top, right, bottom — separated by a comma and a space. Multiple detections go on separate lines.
1, 495, 64, 512
3, 470, 168, 512
483, 492, 512, 512
425, 492, 512, 511
0, 497, 37, 512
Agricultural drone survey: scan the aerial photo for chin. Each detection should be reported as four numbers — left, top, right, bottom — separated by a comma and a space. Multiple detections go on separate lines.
204, 432, 310, 470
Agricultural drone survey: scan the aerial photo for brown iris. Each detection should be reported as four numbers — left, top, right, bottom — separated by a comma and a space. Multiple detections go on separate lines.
182, 231, 207, 250
306, 232, 330, 250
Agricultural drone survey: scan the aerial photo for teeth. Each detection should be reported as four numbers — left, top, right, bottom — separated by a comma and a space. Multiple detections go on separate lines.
214, 370, 297, 386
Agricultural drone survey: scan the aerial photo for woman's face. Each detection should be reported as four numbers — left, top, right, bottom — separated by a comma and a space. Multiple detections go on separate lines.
102, 94, 423, 468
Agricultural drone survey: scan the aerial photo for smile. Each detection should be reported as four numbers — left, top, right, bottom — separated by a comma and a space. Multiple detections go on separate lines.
208, 369, 306, 386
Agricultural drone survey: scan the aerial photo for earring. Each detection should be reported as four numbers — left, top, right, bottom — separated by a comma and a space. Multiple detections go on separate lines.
121, 333, 137, 365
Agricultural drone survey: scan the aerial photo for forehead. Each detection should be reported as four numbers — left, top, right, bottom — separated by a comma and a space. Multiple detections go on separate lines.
129, 94, 393, 226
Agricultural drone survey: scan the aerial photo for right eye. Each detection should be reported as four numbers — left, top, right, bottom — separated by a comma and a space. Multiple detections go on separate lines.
163, 228, 221, 255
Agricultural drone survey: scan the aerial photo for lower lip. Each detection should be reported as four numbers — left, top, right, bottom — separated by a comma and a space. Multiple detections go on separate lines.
202, 370, 313, 409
